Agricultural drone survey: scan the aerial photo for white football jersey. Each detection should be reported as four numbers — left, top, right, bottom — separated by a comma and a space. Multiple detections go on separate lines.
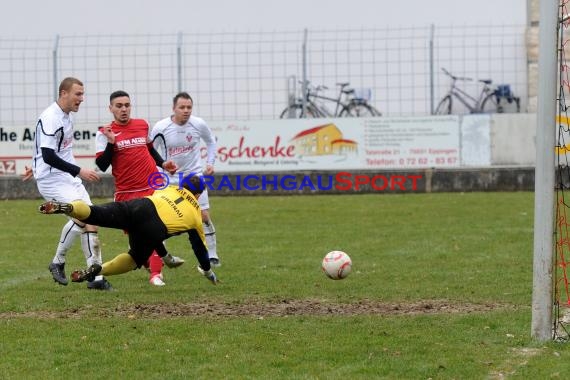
151, 115, 216, 184
32, 102, 78, 180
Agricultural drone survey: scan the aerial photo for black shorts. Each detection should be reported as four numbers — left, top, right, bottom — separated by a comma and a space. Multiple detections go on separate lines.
83, 198, 168, 267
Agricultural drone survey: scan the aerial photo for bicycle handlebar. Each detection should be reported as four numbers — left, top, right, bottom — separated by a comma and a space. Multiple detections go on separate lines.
297, 80, 327, 92
441, 67, 472, 82
298, 79, 356, 98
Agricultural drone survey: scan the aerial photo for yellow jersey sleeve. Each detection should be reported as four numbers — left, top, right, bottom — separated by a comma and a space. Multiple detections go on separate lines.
147, 186, 203, 235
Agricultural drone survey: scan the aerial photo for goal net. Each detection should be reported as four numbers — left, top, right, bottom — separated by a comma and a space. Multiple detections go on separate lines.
554, 0, 570, 341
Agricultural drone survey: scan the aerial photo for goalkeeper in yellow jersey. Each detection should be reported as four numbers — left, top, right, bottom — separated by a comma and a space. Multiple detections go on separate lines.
38, 174, 218, 285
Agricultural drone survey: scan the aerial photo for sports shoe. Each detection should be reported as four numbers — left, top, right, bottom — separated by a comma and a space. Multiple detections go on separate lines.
197, 265, 218, 285
71, 264, 102, 283
87, 278, 114, 291
150, 274, 166, 286
38, 201, 73, 215
48, 262, 68, 286
209, 258, 221, 268
162, 253, 185, 268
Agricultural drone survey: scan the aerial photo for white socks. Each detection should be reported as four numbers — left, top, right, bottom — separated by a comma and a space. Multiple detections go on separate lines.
203, 220, 217, 259
81, 231, 104, 281
53, 220, 82, 264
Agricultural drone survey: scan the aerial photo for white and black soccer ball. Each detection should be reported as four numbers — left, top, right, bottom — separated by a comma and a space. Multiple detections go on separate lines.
321, 250, 352, 280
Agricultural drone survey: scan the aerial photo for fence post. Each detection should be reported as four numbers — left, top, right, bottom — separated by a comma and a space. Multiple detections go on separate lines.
177, 32, 183, 93
287, 75, 297, 118
52, 34, 60, 101
430, 25, 435, 115
301, 28, 308, 117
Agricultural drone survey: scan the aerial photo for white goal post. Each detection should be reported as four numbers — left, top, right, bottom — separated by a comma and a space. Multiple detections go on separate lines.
531, 0, 559, 342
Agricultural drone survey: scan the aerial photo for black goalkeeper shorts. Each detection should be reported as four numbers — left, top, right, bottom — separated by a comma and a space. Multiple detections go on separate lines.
83, 198, 168, 267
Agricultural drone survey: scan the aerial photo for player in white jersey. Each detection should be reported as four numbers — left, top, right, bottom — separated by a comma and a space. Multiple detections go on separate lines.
32, 77, 112, 290
151, 92, 220, 267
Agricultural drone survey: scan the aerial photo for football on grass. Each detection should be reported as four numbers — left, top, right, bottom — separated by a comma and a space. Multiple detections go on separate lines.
322, 250, 352, 280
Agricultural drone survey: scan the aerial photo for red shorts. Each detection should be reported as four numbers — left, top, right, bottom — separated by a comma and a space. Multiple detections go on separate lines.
115, 188, 154, 202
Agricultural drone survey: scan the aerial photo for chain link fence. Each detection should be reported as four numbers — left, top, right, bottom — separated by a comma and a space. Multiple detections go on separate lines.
0, 25, 527, 126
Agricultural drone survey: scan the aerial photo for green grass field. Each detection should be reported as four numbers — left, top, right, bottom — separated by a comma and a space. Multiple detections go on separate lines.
0, 192, 568, 379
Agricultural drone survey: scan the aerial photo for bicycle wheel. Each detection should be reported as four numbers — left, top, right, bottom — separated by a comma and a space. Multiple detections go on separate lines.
434, 95, 452, 114
480, 93, 500, 113
340, 103, 381, 117
279, 104, 319, 118
280, 104, 301, 118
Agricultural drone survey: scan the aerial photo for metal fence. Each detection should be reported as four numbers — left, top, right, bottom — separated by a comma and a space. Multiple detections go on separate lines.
0, 25, 527, 126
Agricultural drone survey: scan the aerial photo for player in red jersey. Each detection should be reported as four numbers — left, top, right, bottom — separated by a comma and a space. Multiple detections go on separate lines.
95, 90, 182, 286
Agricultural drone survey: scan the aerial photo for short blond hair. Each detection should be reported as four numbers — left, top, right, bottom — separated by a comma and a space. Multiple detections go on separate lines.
58, 77, 83, 96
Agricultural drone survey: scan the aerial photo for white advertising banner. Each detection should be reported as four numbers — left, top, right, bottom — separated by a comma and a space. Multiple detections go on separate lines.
209, 116, 461, 172
0, 116, 461, 175
460, 114, 491, 166
0, 124, 99, 175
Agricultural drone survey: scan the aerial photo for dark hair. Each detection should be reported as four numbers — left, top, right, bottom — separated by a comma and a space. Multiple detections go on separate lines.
173, 92, 193, 106
179, 173, 205, 195
110, 90, 130, 103
58, 77, 83, 96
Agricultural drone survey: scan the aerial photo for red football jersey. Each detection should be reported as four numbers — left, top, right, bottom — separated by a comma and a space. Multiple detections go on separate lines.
95, 118, 160, 194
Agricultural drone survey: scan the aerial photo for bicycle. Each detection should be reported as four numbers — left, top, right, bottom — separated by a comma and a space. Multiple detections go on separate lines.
434, 68, 520, 115
280, 81, 382, 118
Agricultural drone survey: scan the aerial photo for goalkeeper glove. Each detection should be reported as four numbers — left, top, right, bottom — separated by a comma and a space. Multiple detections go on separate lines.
197, 266, 218, 285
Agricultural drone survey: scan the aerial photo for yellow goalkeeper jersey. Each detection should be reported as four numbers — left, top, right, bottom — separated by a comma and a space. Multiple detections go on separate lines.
147, 186, 206, 243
